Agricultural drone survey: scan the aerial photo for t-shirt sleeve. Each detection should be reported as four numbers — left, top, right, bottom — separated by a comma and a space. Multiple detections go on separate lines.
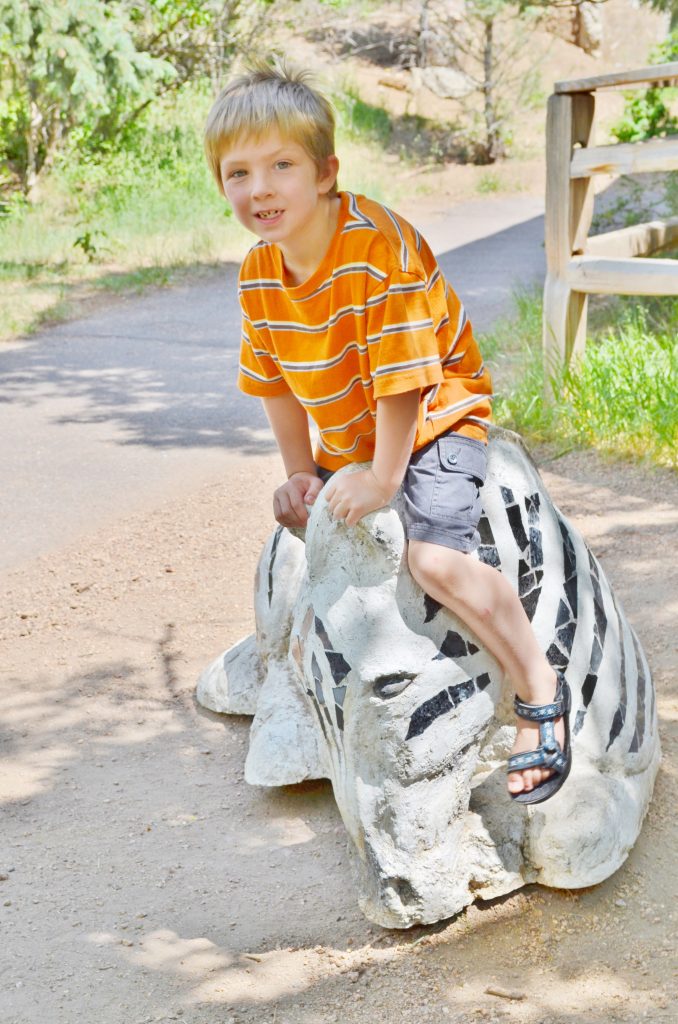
237, 311, 290, 398
365, 270, 445, 398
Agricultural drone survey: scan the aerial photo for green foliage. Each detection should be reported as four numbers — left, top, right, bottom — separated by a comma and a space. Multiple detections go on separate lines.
590, 175, 667, 233
563, 307, 676, 463
0, 0, 175, 192
333, 86, 471, 166
73, 228, 110, 263
611, 91, 678, 143
483, 292, 678, 468
477, 171, 500, 193
334, 88, 393, 147
0, 0, 263, 194
611, 33, 678, 143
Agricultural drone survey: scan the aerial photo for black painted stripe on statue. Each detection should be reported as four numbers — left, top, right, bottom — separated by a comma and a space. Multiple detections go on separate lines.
436, 630, 468, 659
499, 491, 543, 623
478, 513, 496, 546
314, 615, 332, 649
312, 653, 326, 706
589, 551, 608, 651
558, 516, 578, 621
326, 650, 352, 685
574, 671, 598, 735
628, 629, 648, 753
307, 687, 331, 745
433, 631, 481, 662
405, 674, 487, 740
581, 672, 598, 708
606, 602, 628, 751
545, 515, 580, 675
505, 500, 530, 553
314, 615, 353, 686
526, 492, 544, 569
477, 513, 501, 569
424, 593, 443, 622
268, 525, 284, 605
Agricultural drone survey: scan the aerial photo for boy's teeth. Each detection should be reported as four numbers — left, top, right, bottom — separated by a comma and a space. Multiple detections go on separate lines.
258, 210, 281, 219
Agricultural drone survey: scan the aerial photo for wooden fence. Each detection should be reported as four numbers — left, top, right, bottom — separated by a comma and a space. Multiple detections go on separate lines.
543, 62, 678, 376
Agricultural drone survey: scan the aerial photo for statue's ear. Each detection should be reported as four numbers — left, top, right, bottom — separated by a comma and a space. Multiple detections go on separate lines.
305, 466, 405, 590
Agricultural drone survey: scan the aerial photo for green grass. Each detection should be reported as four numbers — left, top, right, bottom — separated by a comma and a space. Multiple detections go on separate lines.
481, 291, 678, 469
477, 172, 500, 195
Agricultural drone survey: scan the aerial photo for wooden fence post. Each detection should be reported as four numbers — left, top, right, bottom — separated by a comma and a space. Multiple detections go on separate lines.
543, 91, 595, 387
542, 63, 678, 398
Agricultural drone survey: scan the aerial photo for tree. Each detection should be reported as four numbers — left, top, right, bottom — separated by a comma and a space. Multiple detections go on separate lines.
414, 0, 607, 163
102, 0, 262, 134
0, 0, 268, 195
640, 0, 678, 31
0, 0, 174, 193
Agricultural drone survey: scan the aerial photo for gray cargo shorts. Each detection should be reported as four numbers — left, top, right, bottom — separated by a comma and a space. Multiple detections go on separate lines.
403, 431, 487, 553
317, 430, 487, 554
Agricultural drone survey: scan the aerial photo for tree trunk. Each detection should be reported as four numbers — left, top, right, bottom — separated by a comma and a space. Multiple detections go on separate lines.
418, 0, 432, 68
24, 94, 41, 195
480, 16, 507, 163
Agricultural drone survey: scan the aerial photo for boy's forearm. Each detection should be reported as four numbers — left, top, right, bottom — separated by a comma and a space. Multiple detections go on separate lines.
371, 389, 420, 497
261, 393, 317, 478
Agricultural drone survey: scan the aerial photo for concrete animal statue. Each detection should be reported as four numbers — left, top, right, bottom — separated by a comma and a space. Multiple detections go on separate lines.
198, 429, 660, 928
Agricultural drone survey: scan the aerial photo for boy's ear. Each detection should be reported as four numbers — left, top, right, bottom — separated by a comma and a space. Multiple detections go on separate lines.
318, 154, 340, 194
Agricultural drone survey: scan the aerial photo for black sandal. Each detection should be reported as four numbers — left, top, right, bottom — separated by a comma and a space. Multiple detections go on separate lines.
507, 673, 572, 805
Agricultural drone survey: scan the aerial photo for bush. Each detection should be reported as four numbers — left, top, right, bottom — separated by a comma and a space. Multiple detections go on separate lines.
611, 33, 678, 143
482, 292, 678, 468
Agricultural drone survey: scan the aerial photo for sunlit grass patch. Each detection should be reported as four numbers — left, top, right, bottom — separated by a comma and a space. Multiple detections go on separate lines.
477, 172, 501, 194
482, 291, 678, 469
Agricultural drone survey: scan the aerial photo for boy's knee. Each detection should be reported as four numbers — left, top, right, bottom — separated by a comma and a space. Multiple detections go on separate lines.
407, 540, 467, 595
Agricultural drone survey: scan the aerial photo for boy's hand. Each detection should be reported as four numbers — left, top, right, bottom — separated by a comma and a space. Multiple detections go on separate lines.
273, 472, 324, 528
325, 469, 392, 527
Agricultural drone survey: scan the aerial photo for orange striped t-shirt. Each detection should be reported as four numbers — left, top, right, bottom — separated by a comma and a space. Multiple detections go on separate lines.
237, 191, 493, 472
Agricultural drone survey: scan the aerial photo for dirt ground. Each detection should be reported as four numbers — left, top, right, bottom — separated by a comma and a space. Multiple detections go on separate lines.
1, 442, 676, 1024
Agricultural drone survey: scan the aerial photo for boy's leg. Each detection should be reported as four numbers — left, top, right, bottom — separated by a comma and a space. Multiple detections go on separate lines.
407, 540, 562, 795
402, 432, 563, 796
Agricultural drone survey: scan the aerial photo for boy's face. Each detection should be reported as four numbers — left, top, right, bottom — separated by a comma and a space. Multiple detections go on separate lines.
219, 130, 339, 250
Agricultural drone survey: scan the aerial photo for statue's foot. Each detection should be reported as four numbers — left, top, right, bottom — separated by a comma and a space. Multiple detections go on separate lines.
507, 671, 572, 803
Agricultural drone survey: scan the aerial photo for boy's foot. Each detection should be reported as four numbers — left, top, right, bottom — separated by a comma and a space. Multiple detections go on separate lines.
507, 670, 568, 797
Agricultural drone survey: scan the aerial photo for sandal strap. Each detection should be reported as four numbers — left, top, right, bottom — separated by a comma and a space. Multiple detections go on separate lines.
507, 693, 569, 776
513, 674, 567, 722
508, 747, 568, 774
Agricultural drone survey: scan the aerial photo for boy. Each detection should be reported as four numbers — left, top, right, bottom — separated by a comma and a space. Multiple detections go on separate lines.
204, 62, 571, 804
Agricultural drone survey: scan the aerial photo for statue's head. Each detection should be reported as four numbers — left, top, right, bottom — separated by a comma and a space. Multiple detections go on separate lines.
288, 469, 510, 926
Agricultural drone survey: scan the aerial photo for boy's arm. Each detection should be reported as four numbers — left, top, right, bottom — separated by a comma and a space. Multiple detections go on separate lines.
261, 393, 324, 528
325, 389, 420, 527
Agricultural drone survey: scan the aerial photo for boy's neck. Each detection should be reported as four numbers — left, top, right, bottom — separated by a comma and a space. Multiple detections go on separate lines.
279, 195, 342, 287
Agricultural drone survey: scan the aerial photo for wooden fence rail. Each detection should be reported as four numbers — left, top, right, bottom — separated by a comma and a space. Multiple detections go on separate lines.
543, 62, 678, 377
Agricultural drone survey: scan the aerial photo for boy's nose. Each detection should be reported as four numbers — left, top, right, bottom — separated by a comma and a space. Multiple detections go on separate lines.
251, 174, 274, 200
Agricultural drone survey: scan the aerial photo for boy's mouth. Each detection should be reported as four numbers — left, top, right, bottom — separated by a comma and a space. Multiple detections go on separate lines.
255, 209, 283, 221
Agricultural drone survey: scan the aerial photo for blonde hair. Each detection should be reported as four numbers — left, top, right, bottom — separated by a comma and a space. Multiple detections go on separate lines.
204, 60, 338, 197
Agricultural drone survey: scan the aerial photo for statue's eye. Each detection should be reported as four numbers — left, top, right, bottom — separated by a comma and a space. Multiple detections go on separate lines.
373, 673, 415, 698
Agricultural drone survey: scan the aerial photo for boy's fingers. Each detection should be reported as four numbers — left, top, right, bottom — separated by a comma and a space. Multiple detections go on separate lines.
304, 477, 325, 503
274, 490, 299, 527
287, 487, 309, 524
331, 497, 350, 521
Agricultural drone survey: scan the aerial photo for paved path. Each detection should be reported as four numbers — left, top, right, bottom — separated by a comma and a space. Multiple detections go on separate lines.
0, 195, 544, 571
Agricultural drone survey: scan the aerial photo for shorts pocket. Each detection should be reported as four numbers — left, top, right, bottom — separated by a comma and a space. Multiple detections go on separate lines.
430, 435, 487, 521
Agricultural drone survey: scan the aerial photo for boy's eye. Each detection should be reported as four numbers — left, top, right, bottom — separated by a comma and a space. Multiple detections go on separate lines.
228, 169, 246, 179
275, 160, 292, 170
